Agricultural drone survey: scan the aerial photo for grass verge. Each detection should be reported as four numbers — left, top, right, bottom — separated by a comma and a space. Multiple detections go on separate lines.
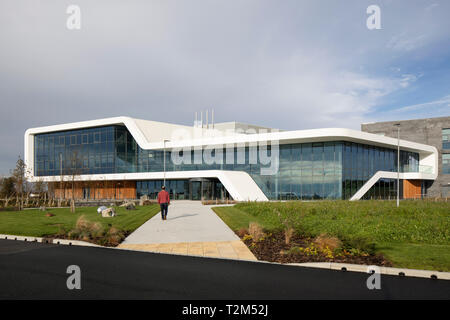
376, 243, 450, 272
0, 205, 160, 246
213, 200, 450, 271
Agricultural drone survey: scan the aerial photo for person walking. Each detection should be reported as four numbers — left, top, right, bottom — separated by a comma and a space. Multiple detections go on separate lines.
157, 186, 170, 220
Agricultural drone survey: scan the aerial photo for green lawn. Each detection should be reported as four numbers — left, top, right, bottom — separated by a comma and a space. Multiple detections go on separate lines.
377, 243, 450, 272
0, 205, 160, 238
212, 200, 450, 271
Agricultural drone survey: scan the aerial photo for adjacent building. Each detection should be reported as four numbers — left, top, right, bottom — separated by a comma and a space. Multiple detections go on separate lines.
24, 116, 438, 201
362, 116, 450, 198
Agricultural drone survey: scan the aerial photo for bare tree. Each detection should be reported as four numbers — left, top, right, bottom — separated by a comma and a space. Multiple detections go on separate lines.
0, 176, 3, 207
11, 156, 30, 211
33, 178, 48, 207
66, 150, 84, 213
58, 152, 64, 207
23, 179, 33, 208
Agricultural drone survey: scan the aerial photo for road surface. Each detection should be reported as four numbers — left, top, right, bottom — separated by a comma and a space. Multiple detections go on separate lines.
0, 239, 448, 299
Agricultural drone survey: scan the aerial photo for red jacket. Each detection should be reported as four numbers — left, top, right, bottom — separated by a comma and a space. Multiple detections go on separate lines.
157, 190, 170, 204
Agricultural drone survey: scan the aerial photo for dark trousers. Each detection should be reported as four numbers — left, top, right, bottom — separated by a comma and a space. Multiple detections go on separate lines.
160, 203, 168, 219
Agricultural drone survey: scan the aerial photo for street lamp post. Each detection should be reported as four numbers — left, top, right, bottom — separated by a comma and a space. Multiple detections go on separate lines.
163, 139, 170, 187
59, 153, 63, 203
394, 123, 401, 207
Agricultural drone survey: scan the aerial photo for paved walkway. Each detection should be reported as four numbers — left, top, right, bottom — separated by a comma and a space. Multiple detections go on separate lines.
118, 201, 256, 261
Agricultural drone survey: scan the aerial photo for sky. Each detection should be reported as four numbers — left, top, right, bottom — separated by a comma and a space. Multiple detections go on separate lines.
0, 0, 449, 174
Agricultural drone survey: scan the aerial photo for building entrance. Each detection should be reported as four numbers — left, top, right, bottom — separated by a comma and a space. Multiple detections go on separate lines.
82, 187, 90, 200
136, 178, 231, 201
188, 178, 229, 201
190, 180, 202, 200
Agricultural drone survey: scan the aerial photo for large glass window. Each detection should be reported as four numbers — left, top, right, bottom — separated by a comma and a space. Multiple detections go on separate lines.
443, 154, 450, 174
34, 126, 117, 176
443, 129, 450, 150
341, 142, 419, 199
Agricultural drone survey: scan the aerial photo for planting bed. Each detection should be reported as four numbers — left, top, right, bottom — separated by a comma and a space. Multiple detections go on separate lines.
240, 231, 392, 265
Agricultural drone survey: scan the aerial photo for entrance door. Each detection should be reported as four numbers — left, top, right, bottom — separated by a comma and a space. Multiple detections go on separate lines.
190, 181, 202, 200
82, 187, 90, 200
202, 180, 213, 200
188, 178, 224, 200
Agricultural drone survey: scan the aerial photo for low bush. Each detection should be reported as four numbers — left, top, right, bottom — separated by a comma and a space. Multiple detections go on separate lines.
238, 227, 248, 237
284, 227, 295, 245
67, 215, 125, 246
314, 234, 342, 252
100, 227, 125, 246
248, 222, 265, 242
341, 236, 376, 256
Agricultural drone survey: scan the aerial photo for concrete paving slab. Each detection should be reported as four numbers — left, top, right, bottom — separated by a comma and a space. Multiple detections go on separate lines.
118, 240, 257, 261
118, 201, 256, 261
121, 201, 240, 244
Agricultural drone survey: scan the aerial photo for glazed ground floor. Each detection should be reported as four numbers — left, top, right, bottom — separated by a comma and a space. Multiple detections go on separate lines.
50, 177, 424, 201
51, 178, 231, 201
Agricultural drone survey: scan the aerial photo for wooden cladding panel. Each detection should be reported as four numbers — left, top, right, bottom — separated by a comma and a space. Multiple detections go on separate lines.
403, 179, 421, 199
53, 181, 136, 200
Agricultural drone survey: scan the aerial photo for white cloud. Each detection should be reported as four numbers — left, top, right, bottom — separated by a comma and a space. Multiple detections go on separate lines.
425, 3, 439, 12
0, 0, 449, 173
391, 95, 450, 113
386, 32, 427, 52
399, 73, 420, 88
366, 95, 450, 123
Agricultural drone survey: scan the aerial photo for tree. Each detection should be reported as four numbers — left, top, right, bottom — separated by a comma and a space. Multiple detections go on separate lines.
0, 176, 15, 207
11, 156, 30, 211
66, 150, 83, 213
32, 178, 48, 206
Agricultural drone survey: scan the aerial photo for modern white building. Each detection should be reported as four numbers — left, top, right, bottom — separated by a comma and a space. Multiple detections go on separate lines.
24, 116, 438, 201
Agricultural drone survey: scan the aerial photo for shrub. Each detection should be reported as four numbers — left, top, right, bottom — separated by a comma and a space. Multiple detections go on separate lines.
68, 217, 126, 246
103, 227, 125, 246
287, 246, 302, 255
314, 234, 342, 252
238, 228, 248, 238
248, 222, 265, 242
341, 236, 376, 255
285, 227, 295, 245
75, 215, 90, 230
291, 243, 319, 256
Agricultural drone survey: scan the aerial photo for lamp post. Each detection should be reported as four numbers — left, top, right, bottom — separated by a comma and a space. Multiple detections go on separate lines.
59, 153, 63, 202
394, 123, 401, 207
163, 139, 170, 187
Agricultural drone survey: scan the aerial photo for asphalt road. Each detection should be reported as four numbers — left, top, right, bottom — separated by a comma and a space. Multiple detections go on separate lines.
0, 239, 448, 299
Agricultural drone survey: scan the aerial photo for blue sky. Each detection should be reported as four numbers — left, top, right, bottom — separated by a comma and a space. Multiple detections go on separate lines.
0, 0, 449, 174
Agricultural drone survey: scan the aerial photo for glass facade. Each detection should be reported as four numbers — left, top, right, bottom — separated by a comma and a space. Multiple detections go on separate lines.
35, 126, 117, 176
34, 125, 420, 200
443, 128, 450, 150
342, 142, 418, 199
443, 154, 450, 174
137, 180, 188, 200
136, 179, 229, 200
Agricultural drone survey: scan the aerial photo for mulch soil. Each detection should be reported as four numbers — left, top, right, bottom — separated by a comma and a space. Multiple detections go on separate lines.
240, 231, 392, 266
